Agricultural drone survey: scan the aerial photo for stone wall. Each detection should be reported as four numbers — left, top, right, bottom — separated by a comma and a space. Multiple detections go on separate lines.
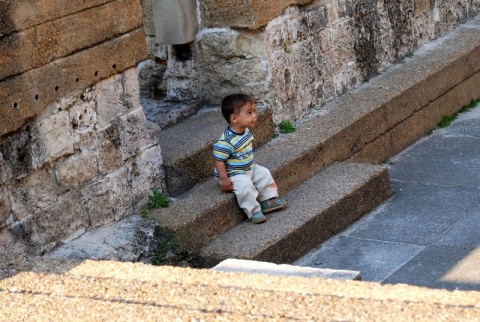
0, 1, 163, 255
191, 0, 480, 122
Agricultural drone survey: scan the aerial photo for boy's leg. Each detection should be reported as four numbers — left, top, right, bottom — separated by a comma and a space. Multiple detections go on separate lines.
251, 164, 279, 202
230, 173, 261, 219
252, 164, 287, 214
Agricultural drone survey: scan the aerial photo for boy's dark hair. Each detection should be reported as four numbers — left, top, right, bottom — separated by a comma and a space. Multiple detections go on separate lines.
221, 94, 255, 123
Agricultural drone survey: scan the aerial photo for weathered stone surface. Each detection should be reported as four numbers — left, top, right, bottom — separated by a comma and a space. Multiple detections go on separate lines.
0, 0, 143, 80
30, 191, 90, 250
0, 130, 33, 184
0, 28, 147, 138
54, 150, 98, 193
31, 110, 74, 168
196, 29, 269, 104
97, 121, 124, 175
200, 0, 314, 29
118, 108, 148, 161
11, 167, 59, 220
81, 178, 115, 228
69, 99, 97, 130
195, 0, 480, 120
0, 0, 113, 35
96, 74, 129, 128
0, 187, 11, 228
164, 46, 200, 101
44, 215, 162, 263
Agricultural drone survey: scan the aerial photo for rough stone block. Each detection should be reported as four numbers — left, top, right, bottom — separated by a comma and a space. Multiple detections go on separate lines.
0, 187, 12, 228
0, 130, 33, 183
54, 150, 98, 193
11, 167, 60, 220
200, 0, 314, 29
0, 28, 147, 138
197, 30, 269, 104
110, 164, 150, 221
31, 192, 90, 251
81, 179, 115, 228
97, 121, 124, 175
69, 97, 97, 130
134, 144, 164, 188
0, 0, 143, 80
118, 108, 148, 161
31, 110, 74, 168
121, 68, 142, 111
96, 74, 128, 128
414, 0, 431, 16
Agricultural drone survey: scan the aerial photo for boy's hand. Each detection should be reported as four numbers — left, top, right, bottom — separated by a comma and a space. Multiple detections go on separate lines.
220, 177, 233, 192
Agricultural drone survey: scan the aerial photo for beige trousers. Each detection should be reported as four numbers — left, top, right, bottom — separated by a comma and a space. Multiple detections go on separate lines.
229, 165, 279, 218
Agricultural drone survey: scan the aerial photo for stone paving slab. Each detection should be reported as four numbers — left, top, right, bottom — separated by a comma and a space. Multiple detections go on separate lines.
384, 245, 480, 291
434, 211, 480, 248
296, 236, 423, 282
345, 181, 480, 245
388, 135, 480, 188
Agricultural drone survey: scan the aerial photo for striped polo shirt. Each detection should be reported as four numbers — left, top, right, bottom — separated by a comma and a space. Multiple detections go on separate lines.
213, 126, 254, 177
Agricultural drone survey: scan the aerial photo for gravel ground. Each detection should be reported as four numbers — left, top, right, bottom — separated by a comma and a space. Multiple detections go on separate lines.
1, 257, 480, 321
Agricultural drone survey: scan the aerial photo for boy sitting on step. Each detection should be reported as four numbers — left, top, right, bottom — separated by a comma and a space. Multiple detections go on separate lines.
213, 94, 287, 224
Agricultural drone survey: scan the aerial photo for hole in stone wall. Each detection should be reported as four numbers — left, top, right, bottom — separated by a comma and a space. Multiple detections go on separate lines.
55, 85, 59, 91
35, 94, 39, 100
112, 64, 117, 69
95, 71, 99, 77
173, 43, 193, 61
12, 102, 18, 109
76, 77, 80, 83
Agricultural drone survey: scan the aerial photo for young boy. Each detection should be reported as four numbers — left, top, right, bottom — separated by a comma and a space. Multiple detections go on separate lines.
213, 94, 287, 224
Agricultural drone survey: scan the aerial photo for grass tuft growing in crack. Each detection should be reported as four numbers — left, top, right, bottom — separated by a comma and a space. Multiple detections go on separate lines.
140, 188, 170, 218
279, 120, 296, 133
426, 99, 479, 134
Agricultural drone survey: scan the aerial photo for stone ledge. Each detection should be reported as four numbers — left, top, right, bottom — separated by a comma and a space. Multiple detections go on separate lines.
212, 258, 362, 280
199, 0, 314, 29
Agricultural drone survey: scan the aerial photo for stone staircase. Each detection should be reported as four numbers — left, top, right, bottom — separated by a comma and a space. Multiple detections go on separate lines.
150, 16, 480, 268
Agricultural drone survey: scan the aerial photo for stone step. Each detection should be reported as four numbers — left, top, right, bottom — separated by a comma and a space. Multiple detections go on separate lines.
158, 106, 273, 196
150, 17, 480, 258
199, 162, 390, 267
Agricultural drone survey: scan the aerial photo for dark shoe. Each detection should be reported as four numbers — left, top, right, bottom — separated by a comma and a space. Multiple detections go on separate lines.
251, 211, 267, 224
260, 197, 287, 214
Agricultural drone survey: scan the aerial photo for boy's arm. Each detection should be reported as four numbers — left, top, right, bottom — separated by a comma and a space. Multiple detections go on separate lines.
215, 160, 233, 192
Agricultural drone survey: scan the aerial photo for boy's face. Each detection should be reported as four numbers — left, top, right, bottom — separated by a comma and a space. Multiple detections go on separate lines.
230, 102, 257, 130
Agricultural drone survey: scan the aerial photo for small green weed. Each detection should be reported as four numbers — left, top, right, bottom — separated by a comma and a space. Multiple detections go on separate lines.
273, 133, 279, 138
459, 99, 478, 113
437, 114, 457, 128
279, 120, 296, 133
406, 51, 414, 58
140, 188, 170, 218
284, 46, 293, 54
429, 99, 479, 133
363, 77, 370, 83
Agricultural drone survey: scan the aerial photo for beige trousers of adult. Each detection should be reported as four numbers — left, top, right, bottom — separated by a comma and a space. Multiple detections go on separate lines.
229, 164, 279, 219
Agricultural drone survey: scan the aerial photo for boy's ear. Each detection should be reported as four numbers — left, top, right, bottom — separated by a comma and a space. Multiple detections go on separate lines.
229, 114, 237, 124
